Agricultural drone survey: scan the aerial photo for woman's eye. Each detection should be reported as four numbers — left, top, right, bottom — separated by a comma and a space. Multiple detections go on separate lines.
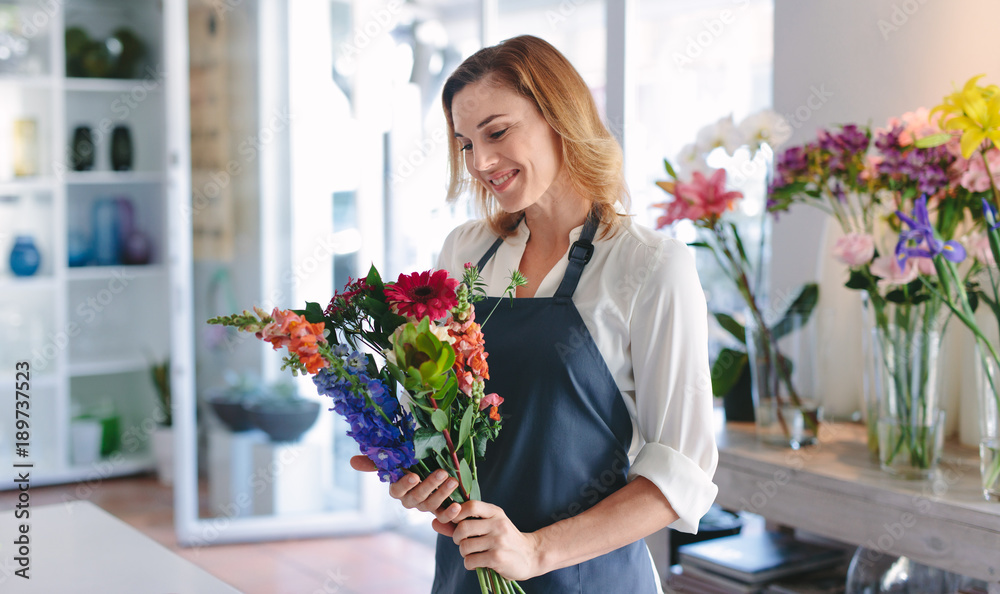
490, 128, 508, 140
460, 142, 472, 152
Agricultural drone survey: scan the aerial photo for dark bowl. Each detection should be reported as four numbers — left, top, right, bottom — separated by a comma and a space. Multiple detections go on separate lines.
208, 396, 256, 433
246, 400, 321, 443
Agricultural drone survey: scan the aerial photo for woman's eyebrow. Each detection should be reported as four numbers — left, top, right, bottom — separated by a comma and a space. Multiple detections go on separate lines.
454, 114, 507, 138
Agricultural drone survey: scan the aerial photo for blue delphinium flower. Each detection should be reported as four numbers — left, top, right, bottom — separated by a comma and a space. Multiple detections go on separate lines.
312, 365, 415, 483
346, 351, 367, 374
333, 343, 350, 358
894, 195, 967, 267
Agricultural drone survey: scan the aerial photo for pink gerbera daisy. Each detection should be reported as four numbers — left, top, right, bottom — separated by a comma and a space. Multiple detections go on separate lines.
385, 269, 459, 320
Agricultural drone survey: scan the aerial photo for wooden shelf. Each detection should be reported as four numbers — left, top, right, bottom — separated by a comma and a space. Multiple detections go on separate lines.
715, 422, 1000, 583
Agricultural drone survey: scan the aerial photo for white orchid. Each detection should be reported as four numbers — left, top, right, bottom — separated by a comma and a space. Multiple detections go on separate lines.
738, 109, 792, 155
695, 114, 746, 156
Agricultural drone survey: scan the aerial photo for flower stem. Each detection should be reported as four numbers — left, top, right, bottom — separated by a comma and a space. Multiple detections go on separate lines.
429, 397, 471, 501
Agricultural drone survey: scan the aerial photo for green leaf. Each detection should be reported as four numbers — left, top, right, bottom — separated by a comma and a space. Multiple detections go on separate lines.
731, 224, 750, 265
431, 409, 449, 432
688, 241, 712, 250
663, 158, 678, 180
845, 269, 872, 291
913, 132, 952, 148
301, 301, 326, 323
469, 477, 481, 501
711, 348, 749, 396
771, 283, 819, 340
414, 428, 447, 460
713, 312, 746, 345
458, 403, 474, 451
885, 288, 908, 304
459, 459, 473, 496
366, 264, 384, 292
437, 376, 459, 410
475, 434, 488, 459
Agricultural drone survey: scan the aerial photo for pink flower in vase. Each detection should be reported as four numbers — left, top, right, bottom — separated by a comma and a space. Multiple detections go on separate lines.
832, 233, 875, 267
654, 169, 743, 228
870, 255, 919, 287
957, 148, 1000, 193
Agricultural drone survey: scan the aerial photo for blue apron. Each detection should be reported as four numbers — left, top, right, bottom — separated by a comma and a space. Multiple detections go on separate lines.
432, 215, 659, 593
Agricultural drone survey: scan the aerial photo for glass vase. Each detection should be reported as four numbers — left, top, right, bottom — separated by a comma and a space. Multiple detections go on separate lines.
867, 296, 948, 479
746, 309, 821, 449
976, 351, 1000, 502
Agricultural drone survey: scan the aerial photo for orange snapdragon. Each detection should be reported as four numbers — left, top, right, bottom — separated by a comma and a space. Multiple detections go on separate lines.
258, 308, 329, 374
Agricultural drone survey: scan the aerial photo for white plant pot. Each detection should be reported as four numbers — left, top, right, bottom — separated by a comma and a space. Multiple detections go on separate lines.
152, 426, 174, 485
71, 419, 103, 467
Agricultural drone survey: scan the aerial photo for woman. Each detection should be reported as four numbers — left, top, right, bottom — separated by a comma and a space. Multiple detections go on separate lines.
353, 35, 718, 592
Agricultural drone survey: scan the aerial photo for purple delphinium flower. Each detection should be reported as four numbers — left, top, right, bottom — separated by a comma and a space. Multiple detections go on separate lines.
894, 195, 967, 267
313, 366, 416, 483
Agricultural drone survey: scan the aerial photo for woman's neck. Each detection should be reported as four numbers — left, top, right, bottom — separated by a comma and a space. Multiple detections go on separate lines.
522, 192, 591, 248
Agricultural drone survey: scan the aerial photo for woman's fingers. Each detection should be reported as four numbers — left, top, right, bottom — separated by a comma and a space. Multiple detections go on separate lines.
389, 470, 459, 512
431, 517, 457, 538
349, 455, 376, 472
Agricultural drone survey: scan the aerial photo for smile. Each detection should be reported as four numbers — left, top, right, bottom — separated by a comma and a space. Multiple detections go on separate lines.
489, 170, 518, 190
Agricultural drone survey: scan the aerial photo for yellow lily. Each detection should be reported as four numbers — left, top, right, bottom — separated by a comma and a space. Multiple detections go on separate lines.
931, 74, 1000, 158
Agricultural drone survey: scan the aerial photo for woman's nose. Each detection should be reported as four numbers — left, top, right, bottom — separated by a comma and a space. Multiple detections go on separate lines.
473, 144, 498, 172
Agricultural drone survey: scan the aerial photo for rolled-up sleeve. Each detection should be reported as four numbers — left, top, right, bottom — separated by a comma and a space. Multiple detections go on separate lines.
626, 238, 718, 534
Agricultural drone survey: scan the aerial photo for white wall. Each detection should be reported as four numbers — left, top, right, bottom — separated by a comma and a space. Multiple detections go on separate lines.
771, 0, 1000, 426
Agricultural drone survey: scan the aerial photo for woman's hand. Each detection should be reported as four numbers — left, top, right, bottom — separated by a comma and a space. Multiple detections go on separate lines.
440, 500, 544, 581
349, 456, 462, 524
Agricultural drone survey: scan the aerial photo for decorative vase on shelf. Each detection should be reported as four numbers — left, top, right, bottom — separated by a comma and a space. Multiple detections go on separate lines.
865, 296, 949, 480
91, 198, 119, 265
976, 351, 1000, 502
13, 118, 38, 177
71, 125, 95, 171
9, 235, 41, 277
110, 124, 132, 171
745, 309, 821, 449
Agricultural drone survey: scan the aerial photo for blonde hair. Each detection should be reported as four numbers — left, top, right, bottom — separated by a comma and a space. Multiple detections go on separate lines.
441, 35, 628, 238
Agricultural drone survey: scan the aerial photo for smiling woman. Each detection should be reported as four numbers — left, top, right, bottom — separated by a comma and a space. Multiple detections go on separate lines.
350, 34, 720, 594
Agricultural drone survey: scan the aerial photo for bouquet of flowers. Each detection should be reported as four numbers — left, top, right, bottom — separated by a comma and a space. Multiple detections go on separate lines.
208, 264, 528, 592
767, 93, 992, 478
909, 74, 1000, 498
655, 110, 821, 447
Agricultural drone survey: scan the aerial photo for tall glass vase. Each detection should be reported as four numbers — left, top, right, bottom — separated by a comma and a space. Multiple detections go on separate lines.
976, 351, 1000, 501
866, 296, 949, 479
746, 309, 820, 449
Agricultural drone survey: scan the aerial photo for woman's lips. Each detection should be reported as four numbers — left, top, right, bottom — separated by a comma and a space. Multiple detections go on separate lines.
489, 170, 518, 192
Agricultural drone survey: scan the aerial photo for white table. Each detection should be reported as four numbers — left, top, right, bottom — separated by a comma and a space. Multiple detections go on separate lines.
0, 500, 241, 593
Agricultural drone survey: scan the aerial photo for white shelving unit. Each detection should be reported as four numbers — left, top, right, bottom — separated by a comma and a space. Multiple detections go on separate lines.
0, 0, 186, 489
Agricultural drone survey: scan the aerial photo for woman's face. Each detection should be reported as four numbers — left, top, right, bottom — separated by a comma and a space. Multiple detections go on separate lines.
451, 79, 567, 213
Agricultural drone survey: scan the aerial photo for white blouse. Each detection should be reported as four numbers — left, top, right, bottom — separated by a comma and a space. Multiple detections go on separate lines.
437, 215, 719, 534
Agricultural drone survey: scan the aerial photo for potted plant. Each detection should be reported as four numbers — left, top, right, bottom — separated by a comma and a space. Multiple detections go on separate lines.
149, 357, 173, 484
206, 371, 262, 433
245, 381, 321, 443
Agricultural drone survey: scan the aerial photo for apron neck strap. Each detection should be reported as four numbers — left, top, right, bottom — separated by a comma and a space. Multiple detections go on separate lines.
473, 210, 600, 299
553, 210, 599, 300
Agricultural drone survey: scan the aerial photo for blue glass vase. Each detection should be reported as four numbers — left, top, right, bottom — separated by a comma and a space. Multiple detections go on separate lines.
91, 198, 119, 265
10, 235, 41, 277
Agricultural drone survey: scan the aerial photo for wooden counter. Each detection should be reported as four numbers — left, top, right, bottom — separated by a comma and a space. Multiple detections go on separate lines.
715, 422, 1000, 583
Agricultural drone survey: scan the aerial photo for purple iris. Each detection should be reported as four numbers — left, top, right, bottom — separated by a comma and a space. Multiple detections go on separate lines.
894, 195, 967, 267
984, 198, 1000, 231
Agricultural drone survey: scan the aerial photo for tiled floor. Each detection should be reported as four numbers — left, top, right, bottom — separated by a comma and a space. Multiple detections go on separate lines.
0, 475, 436, 593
